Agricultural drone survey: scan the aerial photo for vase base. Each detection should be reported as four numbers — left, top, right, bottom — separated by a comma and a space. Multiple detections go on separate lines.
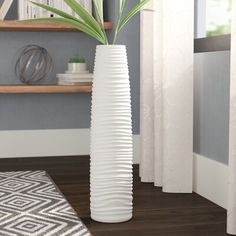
91, 213, 132, 224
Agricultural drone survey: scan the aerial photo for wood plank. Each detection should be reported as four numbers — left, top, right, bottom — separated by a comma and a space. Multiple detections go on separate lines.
0, 20, 112, 32
0, 156, 227, 236
0, 85, 92, 94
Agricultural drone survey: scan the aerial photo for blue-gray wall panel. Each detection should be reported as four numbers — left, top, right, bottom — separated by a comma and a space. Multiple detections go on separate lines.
194, 51, 230, 164
0, 1, 231, 165
0, 0, 140, 134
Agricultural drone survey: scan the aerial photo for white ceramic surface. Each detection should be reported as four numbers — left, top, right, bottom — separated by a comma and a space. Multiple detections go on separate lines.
90, 45, 133, 223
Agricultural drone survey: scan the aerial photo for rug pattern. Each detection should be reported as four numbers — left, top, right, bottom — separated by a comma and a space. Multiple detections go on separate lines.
0, 171, 91, 236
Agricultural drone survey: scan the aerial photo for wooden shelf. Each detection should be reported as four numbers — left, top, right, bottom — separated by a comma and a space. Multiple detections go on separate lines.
0, 85, 92, 94
0, 20, 112, 32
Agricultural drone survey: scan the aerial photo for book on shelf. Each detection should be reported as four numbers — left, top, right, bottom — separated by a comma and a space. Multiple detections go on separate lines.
18, 0, 92, 20
57, 73, 93, 79
58, 81, 92, 85
57, 73, 93, 86
0, 0, 13, 20
57, 77, 93, 83
58, 77, 93, 81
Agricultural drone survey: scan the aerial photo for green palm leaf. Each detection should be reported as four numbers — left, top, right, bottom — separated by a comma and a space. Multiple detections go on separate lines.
93, 0, 104, 24
117, 0, 151, 32
30, 0, 151, 45
93, 0, 108, 44
30, 1, 76, 20
119, 0, 126, 14
112, 0, 126, 44
64, 0, 107, 43
31, 17, 106, 44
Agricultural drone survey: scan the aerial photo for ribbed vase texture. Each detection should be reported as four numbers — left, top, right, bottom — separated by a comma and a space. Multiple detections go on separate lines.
90, 45, 133, 223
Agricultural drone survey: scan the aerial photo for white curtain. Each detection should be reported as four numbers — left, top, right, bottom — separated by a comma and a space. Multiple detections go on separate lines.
228, 1, 236, 234
140, 0, 194, 193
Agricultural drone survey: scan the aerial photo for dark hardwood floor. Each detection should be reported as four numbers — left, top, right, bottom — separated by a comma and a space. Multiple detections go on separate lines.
0, 156, 228, 236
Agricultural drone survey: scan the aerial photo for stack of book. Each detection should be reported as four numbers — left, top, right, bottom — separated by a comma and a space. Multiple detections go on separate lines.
57, 63, 93, 85
17, 0, 92, 20
0, 0, 13, 20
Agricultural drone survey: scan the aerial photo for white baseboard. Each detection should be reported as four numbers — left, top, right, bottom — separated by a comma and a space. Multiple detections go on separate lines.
193, 153, 228, 209
0, 130, 227, 208
0, 129, 140, 164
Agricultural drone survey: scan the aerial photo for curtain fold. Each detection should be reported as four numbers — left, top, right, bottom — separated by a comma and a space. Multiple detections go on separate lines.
140, 0, 194, 193
228, 1, 236, 234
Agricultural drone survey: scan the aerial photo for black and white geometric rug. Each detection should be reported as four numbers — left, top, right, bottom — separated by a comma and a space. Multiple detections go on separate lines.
0, 170, 92, 236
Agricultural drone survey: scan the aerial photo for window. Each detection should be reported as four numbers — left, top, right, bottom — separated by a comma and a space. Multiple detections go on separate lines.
196, 0, 232, 38
195, 0, 231, 52
206, 0, 232, 37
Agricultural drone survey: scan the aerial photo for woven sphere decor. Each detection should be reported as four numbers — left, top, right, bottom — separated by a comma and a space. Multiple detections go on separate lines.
15, 45, 52, 84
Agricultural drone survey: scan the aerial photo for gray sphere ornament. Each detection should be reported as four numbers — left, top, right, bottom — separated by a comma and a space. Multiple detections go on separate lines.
15, 45, 52, 84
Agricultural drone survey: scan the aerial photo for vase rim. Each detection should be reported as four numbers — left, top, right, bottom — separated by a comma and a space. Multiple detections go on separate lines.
96, 45, 126, 48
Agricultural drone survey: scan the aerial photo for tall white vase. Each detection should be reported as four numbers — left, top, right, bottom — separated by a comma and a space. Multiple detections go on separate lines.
90, 45, 133, 223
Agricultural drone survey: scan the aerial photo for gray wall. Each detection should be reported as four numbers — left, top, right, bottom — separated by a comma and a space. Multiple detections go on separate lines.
1, 1, 230, 164
0, 0, 140, 133
194, 51, 230, 164
194, 0, 230, 165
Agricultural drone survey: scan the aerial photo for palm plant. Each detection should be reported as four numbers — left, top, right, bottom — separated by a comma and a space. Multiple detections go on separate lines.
30, 0, 151, 45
